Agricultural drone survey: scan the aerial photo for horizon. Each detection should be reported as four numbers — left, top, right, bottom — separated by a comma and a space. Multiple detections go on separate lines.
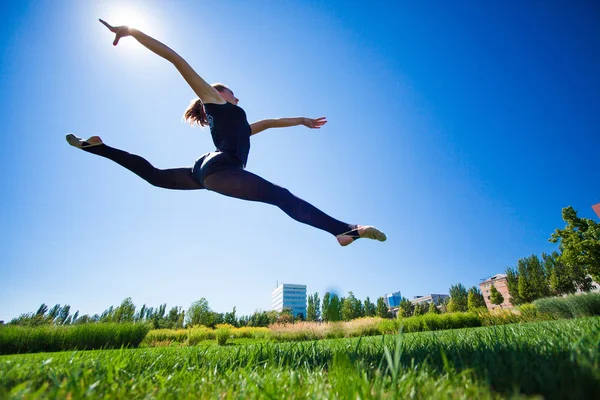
1, 0, 599, 322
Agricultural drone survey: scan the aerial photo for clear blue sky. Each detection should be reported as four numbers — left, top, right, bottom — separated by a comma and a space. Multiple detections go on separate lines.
1, 0, 598, 322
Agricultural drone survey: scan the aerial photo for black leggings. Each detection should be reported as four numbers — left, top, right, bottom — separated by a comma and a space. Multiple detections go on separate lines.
84, 144, 354, 237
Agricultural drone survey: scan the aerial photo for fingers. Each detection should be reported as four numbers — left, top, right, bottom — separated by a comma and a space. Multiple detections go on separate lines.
99, 19, 115, 31
312, 117, 327, 128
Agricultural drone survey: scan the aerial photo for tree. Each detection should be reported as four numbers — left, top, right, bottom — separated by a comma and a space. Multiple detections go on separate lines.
467, 287, 486, 311
398, 297, 413, 318
490, 285, 504, 307
342, 292, 361, 321
307, 293, 316, 321
447, 283, 468, 312
550, 206, 600, 282
428, 301, 440, 314
376, 297, 390, 318
505, 267, 521, 305
517, 255, 550, 303
329, 294, 342, 322
322, 293, 331, 322
224, 307, 238, 327
313, 293, 321, 322
364, 296, 376, 317
166, 306, 184, 329
186, 298, 211, 327
413, 303, 423, 316
113, 298, 136, 323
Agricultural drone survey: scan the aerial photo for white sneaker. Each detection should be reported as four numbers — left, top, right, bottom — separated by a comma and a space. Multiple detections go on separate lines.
66, 134, 103, 149
336, 225, 387, 246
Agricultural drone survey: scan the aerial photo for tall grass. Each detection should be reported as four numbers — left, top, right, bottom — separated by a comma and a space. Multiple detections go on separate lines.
1, 318, 598, 399
0, 323, 149, 355
142, 326, 271, 347
534, 292, 600, 319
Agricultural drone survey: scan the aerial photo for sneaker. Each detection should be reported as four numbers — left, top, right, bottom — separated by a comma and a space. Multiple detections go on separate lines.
336, 225, 387, 246
66, 134, 103, 149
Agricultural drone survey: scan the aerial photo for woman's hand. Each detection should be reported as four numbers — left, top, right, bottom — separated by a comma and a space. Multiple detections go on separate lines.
99, 19, 132, 46
302, 117, 328, 129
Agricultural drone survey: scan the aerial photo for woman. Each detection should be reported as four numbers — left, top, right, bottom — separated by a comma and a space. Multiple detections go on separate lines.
66, 19, 386, 247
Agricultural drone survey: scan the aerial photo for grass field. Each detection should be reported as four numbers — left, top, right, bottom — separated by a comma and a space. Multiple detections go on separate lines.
1, 317, 599, 399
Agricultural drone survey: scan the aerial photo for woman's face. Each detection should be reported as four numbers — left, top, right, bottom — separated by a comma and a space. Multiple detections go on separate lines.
220, 88, 239, 105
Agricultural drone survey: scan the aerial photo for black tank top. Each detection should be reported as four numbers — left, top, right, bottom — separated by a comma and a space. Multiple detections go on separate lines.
204, 102, 251, 167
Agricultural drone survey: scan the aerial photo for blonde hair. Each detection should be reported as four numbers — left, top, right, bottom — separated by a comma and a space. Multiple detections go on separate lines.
182, 83, 230, 127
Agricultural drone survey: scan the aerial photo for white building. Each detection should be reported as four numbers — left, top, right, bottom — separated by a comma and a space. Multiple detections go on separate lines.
410, 294, 449, 306
271, 283, 307, 318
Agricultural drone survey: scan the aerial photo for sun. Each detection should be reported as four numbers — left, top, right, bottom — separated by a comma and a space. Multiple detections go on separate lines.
102, 4, 155, 33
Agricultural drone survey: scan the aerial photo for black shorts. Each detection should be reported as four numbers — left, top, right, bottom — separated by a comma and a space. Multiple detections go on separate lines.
192, 151, 244, 186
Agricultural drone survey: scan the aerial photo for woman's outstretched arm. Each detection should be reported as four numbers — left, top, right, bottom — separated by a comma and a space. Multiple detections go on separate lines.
250, 117, 327, 136
99, 19, 223, 104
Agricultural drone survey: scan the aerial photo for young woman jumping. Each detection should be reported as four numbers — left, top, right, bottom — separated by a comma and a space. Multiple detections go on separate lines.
66, 19, 386, 247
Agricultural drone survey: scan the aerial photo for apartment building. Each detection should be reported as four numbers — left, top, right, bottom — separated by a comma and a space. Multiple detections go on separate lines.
479, 274, 513, 310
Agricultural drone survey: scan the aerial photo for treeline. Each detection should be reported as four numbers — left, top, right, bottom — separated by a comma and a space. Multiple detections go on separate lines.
502, 206, 599, 305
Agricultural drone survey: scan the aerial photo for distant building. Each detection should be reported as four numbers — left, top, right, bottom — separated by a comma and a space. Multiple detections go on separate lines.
271, 283, 307, 318
410, 294, 449, 306
383, 291, 402, 308
479, 274, 513, 310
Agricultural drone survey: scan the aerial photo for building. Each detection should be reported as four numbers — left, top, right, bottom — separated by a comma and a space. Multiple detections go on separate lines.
593, 203, 600, 219
383, 291, 402, 308
271, 283, 307, 318
479, 274, 513, 310
410, 294, 449, 307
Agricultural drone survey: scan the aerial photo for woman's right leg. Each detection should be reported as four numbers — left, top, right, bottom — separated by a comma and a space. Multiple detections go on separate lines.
203, 167, 386, 245
66, 134, 203, 190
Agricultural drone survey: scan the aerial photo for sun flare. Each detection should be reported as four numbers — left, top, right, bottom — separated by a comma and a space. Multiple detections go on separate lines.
103, 4, 155, 32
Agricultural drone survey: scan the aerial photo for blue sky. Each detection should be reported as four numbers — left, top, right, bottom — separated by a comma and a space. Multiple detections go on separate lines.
1, 0, 598, 322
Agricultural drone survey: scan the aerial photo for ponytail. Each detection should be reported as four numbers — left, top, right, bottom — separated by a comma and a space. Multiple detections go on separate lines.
183, 98, 209, 127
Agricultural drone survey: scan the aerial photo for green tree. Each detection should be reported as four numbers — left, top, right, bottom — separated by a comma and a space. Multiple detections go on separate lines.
517, 255, 550, 303
322, 293, 331, 322
467, 287, 486, 311
307, 293, 316, 321
550, 206, 600, 282
329, 294, 342, 322
447, 283, 468, 312
313, 293, 321, 321
186, 298, 211, 327
166, 306, 183, 329
398, 297, 413, 318
428, 301, 440, 314
490, 284, 504, 307
505, 267, 521, 305
413, 303, 423, 316
364, 296, 377, 317
342, 292, 361, 321
224, 307, 237, 327
376, 297, 390, 318
113, 298, 136, 323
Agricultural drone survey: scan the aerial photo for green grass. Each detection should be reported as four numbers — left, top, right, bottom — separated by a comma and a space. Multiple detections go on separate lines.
1, 317, 598, 399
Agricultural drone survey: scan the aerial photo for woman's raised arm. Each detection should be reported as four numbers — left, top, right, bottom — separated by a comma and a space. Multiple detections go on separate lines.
99, 19, 224, 104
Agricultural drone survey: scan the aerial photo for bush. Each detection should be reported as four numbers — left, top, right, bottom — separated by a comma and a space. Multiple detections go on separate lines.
143, 329, 188, 345
396, 312, 481, 333
517, 304, 540, 321
187, 327, 215, 346
216, 327, 231, 346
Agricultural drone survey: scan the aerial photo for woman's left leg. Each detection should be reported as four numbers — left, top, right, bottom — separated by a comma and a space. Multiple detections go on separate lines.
203, 168, 386, 244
